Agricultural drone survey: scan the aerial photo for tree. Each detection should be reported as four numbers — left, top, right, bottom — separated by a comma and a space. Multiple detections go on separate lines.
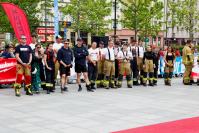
177, 0, 199, 39
119, 0, 164, 40
0, 0, 43, 33
62, 0, 112, 37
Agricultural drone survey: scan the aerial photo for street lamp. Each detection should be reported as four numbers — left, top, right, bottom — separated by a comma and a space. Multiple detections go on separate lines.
44, 0, 47, 43
113, 0, 117, 44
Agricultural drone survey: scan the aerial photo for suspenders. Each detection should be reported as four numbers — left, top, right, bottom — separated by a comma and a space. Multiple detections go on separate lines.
107, 48, 111, 60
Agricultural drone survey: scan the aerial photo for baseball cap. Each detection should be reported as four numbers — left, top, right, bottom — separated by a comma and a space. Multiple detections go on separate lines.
20, 35, 27, 39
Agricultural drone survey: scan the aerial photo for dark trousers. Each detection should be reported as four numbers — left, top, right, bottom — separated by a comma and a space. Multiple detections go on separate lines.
115, 59, 119, 79
154, 62, 159, 83
88, 63, 98, 83
45, 66, 55, 89
131, 58, 138, 82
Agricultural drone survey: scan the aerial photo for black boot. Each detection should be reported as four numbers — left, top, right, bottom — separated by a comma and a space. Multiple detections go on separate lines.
15, 85, 21, 97
149, 81, 154, 86
78, 85, 82, 92
86, 84, 94, 92
64, 87, 68, 92
25, 85, 33, 96
91, 83, 96, 90
61, 87, 64, 93
47, 89, 50, 94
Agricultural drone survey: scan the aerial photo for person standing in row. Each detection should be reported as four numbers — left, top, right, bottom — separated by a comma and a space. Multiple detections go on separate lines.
103, 40, 117, 89
136, 40, 145, 85
128, 40, 138, 85
182, 40, 194, 85
164, 46, 175, 86
143, 45, 155, 86
31, 44, 42, 94
117, 44, 133, 88
57, 40, 73, 93
14, 35, 33, 97
96, 41, 105, 88
53, 35, 63, 88
88, 42, 99, 90
153, 46, 159, 86
44, 43, 55, 94
73, 38, 93, 92
114, 42, 121, 86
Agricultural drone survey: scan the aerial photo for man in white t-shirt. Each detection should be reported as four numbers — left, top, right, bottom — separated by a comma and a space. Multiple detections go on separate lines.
102, 40, 116, 89
53, 35, 64, 88
117, 44, 133, 88
88, 42, 99, 90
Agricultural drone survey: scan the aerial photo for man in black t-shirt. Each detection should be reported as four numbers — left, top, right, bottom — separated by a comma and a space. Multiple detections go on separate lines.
14, 35, 33, 97
73, 38, 93, 92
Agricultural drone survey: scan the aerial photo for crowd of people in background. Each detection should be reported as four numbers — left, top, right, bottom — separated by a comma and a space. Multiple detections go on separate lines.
0, 34, 198, 97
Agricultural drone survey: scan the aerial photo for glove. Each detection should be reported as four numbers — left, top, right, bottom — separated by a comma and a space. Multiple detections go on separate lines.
32, 68, 37, 74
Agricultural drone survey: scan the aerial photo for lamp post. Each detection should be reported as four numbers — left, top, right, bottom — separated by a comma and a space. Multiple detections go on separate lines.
164, 0, 168, 47
113, 0, 117, 44
44, 0, 47, 43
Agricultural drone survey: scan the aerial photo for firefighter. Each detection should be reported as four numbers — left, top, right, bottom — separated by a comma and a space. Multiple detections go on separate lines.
117, 44, 133, 88
88, 42, 99, 90
152, 45, 159, 85
143, 45, 156, 86
96, 41, 105, 88
14, 35, 33, 97
164, 46, 175, 86
44, 43, 55, 94
136, 40, 145, 85
182, 40, 194, 85
128, 40, 139, 85
103, 40, 116, 89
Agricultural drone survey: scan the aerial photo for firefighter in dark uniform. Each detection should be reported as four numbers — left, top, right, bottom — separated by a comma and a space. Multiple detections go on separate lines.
143, 45, 156, 86
152, 46, 159, 85
117, 44, 133, 88
96, 41, 105, 88
128, 40, 139, 85
44, 43, 55, 94
103, 40, 116, 89
164, 46, 175, 86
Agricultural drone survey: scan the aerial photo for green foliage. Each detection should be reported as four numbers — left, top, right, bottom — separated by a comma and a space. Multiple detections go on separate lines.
0, 0, 42, 33
62, 0, 112, 36
167, 0, 199, 39
119, 0, 164, 38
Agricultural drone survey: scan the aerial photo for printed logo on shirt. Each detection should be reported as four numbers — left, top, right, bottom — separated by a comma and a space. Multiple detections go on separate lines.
20, 48, 29, 51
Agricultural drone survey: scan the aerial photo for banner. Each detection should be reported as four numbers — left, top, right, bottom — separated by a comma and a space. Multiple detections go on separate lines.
0, 2, 32, 44
54, 0, 59, 37
0, 58, 16, 84
158, 56, 185, 76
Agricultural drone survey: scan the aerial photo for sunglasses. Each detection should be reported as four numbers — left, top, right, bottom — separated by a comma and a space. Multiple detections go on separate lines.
64, 43, 69, 44
37, 47, 41, 49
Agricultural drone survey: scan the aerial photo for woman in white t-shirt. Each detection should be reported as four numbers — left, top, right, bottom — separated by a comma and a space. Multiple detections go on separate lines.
88, 42, 99, 90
